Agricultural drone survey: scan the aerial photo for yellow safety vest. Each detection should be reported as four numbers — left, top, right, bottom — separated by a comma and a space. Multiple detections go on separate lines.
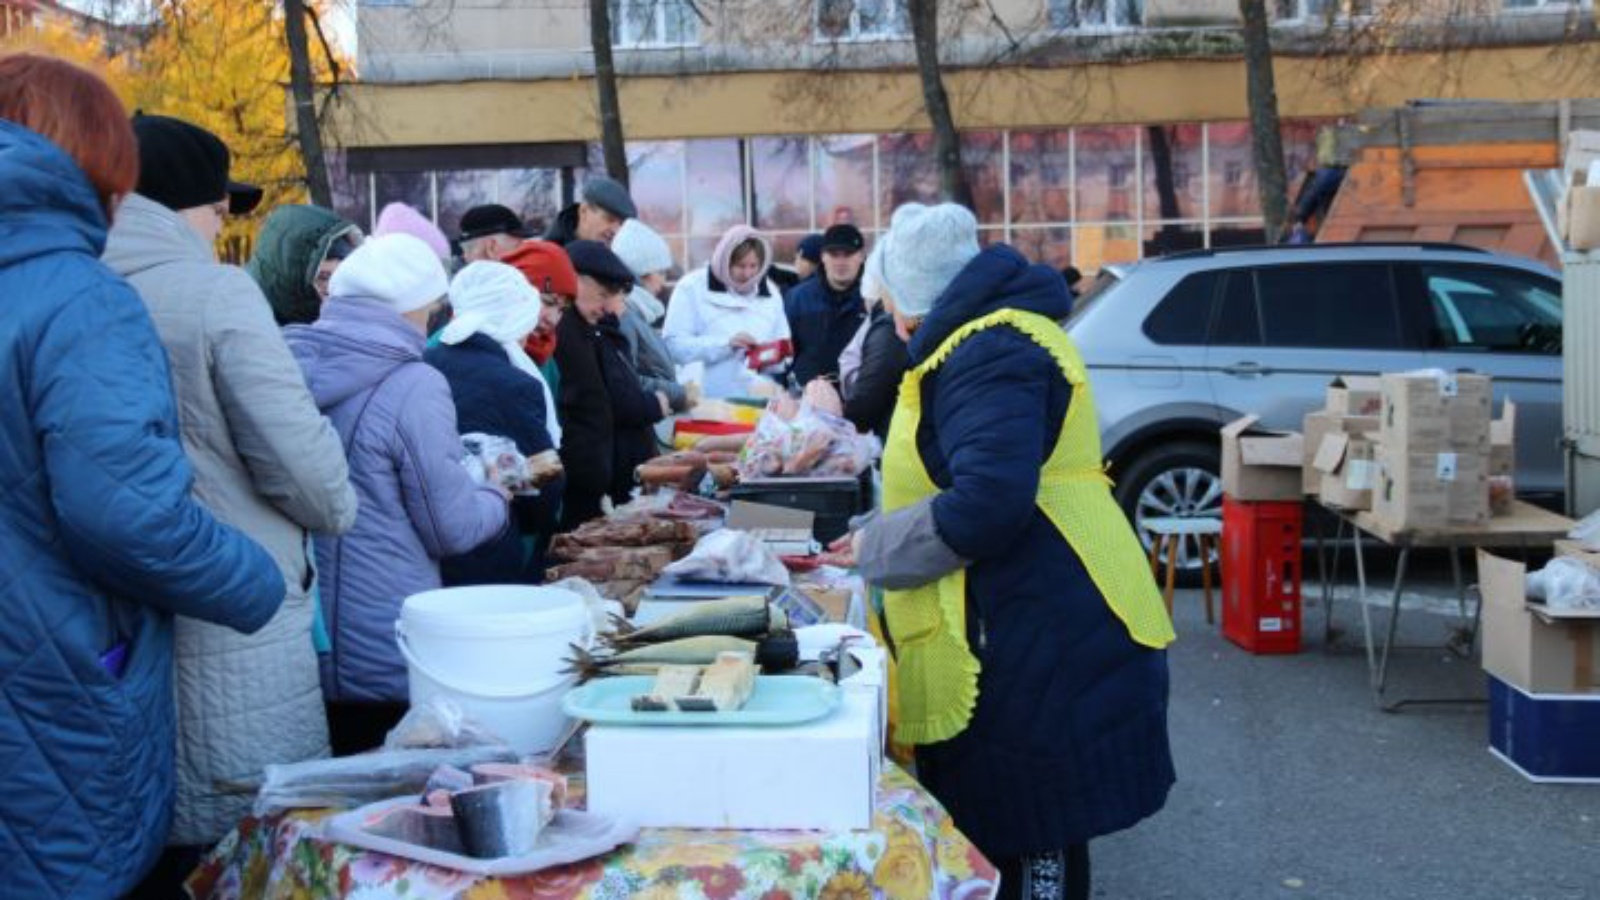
880, 308, 1175, 746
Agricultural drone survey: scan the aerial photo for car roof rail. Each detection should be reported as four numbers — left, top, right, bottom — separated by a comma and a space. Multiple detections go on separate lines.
1156, 242, 1490, 262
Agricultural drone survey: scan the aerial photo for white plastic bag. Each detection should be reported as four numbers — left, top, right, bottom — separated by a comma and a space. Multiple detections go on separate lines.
1525, 557, 1600, 611
663, 529, 790, 586
254, 745, 518, 815
1568, 509, 1600, 551
383, 699, 507, 751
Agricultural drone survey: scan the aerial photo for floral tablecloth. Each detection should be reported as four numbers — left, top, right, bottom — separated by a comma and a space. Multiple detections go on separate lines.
187, 762, 998, 900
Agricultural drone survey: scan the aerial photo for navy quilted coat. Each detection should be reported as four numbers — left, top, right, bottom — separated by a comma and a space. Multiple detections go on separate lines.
905, 245, 1174, 859
0, 121, 284, 897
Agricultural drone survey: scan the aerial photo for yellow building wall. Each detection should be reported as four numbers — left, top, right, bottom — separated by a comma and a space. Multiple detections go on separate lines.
329, 42, 1600, 149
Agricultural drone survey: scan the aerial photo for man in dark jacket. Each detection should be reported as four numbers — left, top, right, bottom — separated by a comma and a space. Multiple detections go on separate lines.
544, 176, 637, 247
785, 223, 867, 387
555, 241, 668, 526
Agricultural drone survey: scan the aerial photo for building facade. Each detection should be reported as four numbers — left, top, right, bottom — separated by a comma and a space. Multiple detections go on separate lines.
330, 0, 1599, 272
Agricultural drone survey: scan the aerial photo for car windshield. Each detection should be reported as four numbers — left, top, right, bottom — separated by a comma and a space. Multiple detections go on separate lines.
1067, 267, 1126, 323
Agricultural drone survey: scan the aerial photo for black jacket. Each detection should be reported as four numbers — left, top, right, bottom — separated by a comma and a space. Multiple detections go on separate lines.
425, 334, 563, 584
842, 304, 909, 441
553, 308, 613, 529
785, 274, 866, 386
543, 204, 580, 246
596, 314, 667, 504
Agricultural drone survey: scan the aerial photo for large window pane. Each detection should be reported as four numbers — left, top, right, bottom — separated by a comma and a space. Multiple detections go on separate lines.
815, 134, 876, 229
751, 137, 813, 231
1075, 126, 1139, 225
373, 172, 432, 222
627, 141, 687, 237
499, 168, 560, 233
878, 132, 940, 214
1257, 263, 1404, 349
1143, 124, 1203, 222
328, 153, 370, 230
1207, 122, 1259, 220
436, 170, 498, 240
611, 0, 699, 47
1008, 130, 1072, 225
1012, 225, 1073, 269
816, 0, 909, 40
685, 139, 743, 238
1050, 0, 1144, 28
1075, 223, 1141, 272
963, 131, 1004, 225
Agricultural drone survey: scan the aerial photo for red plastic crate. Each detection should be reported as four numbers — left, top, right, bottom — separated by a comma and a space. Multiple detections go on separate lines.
1221, 497, 1304, 654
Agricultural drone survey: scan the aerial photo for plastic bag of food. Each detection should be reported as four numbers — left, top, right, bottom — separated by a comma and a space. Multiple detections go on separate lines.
254, 745, 519, 815
460, 433, 562, 494
383, 699, 507, 751
662, 529, 790, 586
1526, 557, 1600, 611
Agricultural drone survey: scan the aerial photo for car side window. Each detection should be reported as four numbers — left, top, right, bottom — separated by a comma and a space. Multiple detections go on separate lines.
1254, 263, 1406, 350
1209, 269, 1261, 346
1418, 264, 1562, 355
1142, 270, 1219, 345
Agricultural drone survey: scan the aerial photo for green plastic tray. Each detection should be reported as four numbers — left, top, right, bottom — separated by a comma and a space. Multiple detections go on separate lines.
562, 675, 840, 726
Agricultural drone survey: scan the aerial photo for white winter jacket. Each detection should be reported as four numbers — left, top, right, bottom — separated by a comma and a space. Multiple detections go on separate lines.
103, 195, 359, 844
662, 267, 791, 398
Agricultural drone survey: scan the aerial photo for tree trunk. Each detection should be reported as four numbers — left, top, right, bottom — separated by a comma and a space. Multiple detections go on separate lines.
907, 0, 973, 210
284, 0, 331, 208
589, 0, 629, 188
1239, 0, 1288, 243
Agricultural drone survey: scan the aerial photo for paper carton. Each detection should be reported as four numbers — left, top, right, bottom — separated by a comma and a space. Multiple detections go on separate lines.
1303, 412, 1380, 495
1221, 416, 1304, 502
1379, 372, 1492, 455
585, 688, 880, 830
1478, 551, 1600, 694
1313, 433, 1375, 511
1490, 399, 1517, 478
1564, 130, 1600, 185
1555, 539, 1600, 570
1371, 445, 1489, 532
1324, 375, 1385, 417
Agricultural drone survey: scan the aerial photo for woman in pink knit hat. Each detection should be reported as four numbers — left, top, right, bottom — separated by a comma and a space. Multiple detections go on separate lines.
374, 202, 451, 262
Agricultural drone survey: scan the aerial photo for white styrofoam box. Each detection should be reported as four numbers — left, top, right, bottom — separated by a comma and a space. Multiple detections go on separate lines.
585, 689, 879, 831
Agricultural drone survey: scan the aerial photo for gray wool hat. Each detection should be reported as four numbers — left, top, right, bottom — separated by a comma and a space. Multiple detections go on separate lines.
877, 203, 980, 318
581, 176, 638, 220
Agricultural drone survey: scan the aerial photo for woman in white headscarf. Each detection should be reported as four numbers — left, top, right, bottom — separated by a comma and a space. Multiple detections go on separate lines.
425, 261, 565, 585
662, 224, 790, 398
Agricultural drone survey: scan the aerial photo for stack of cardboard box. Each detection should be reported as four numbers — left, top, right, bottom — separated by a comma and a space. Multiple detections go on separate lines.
1371, 372, 1493, 531
1301, 372, 1514, 530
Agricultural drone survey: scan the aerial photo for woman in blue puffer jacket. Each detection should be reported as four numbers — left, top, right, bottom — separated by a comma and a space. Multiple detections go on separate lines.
0, 53, 284, 900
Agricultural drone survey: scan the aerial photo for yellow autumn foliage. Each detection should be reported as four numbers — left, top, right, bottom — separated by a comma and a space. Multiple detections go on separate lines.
2, 1, 347, 255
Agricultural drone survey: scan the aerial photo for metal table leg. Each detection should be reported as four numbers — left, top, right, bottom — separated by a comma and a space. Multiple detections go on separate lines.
1353, 521, 1377, 686
1373, 546, 1411, 702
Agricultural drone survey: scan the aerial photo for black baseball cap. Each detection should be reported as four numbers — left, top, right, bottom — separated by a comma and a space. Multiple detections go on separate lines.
131, 113, 262, 215
457, 204, 532, 243
821, 224, 865, 253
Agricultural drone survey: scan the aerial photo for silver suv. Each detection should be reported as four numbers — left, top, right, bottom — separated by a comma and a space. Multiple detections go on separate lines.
1068, 243, 1563, 569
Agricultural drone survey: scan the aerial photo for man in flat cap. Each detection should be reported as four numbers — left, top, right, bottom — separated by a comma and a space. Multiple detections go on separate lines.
544, 175, 637, 247
457, 203, 535, 263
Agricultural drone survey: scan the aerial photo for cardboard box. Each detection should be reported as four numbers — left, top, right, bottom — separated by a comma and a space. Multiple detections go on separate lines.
1379, 372, 1492, 454
1302, 412, 1380, 494
1478, 551, 1600, 695
1564, 129, 1600, 185
1313, 432, 1376, 511
1488, 675, 1600, 783
1555, 539, 1600, 570
1325, 375, 1385, 417
1372, 445, 1489, 531
1491, 399, 1516, 478
1221, 416, 1304, 502
585, 687, 880, 830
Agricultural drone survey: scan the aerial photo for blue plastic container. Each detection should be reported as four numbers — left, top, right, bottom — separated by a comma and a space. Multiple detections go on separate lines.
1487, 675, 1600, 783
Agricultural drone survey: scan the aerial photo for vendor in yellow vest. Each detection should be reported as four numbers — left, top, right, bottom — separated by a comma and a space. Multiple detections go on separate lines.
843, 203, 1176, 900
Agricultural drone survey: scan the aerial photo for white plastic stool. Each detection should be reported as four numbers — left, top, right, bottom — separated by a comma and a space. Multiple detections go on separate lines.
1142, 517, 1223, 625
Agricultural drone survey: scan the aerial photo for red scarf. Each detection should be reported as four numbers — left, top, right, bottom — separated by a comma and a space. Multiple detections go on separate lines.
524, 328, 558, 365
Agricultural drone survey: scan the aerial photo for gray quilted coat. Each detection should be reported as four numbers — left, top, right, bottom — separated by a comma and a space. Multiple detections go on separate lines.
103, 195, 359, 844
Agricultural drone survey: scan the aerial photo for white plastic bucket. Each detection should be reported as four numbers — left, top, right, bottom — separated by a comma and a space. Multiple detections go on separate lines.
396, 585, 591, 755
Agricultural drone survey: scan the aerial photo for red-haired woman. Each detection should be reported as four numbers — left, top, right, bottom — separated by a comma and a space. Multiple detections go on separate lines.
0, 52, 284, 897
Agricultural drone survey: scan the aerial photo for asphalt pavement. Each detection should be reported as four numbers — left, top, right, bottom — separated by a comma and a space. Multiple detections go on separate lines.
1092, 548, 1600, 900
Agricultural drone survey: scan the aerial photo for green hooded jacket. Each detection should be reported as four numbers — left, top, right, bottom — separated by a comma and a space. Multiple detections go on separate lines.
246, 204, 361, 326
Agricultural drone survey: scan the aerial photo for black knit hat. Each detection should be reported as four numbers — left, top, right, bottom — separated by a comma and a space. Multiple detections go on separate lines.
458, 203, 532, 242
131, 114, 262, 215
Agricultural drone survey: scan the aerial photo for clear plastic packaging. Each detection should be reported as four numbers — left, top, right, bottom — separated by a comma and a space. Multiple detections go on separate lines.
383, 699, 507, 751
1568, 509, 1600, 551
662, 529, 791, 586
738, 401, 881, 480
1525, 557, 1600, 611
253, 745, 519, 815
460, 433, 562, 494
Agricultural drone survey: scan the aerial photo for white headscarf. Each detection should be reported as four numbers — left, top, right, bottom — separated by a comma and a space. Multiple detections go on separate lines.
441, 261, 561, 446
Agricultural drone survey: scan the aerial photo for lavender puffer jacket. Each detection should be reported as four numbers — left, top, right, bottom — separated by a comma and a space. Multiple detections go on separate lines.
285, 297, 509, 702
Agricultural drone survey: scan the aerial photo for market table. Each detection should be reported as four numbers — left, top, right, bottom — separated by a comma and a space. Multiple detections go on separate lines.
1313, 499, 1573, 711
186, 761, 999, 900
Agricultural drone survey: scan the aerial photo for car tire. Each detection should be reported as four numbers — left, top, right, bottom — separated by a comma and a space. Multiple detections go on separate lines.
1113, 440, 1223, 588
